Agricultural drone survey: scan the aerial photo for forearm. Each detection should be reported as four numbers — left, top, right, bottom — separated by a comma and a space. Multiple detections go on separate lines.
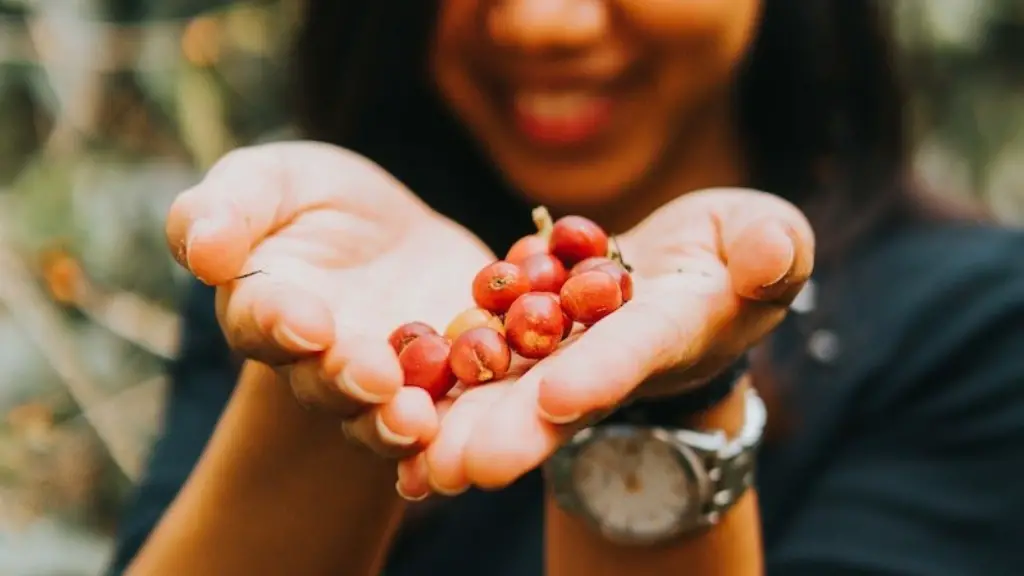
546, 380, 764, 576
128, 361, 405, 576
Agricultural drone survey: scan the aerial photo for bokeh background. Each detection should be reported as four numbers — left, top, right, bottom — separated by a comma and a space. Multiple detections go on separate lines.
0, 1, 1021, 574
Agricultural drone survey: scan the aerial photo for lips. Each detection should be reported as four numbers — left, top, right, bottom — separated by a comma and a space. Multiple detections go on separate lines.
512, 90, 615, 147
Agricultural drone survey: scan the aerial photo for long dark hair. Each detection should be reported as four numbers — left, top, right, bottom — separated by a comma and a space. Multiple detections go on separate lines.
290, 1, 927, 261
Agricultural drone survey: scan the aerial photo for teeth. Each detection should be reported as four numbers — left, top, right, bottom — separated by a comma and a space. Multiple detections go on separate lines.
515, 91, 603, 121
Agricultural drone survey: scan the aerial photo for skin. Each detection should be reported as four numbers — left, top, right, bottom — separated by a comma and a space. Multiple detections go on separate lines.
131, 1, 813, 574
432, 0, 761, 228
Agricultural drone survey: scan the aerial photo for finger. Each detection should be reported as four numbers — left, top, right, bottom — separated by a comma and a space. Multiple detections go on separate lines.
342, 386, 438, 459
167, 147, 290, 285
425, 383, 509, 495
397, 400, 454, 499
725, 217, 814, 304
677, 188, 812, 303
623, 188, 813, 300
217, 275, 335, 364
166, 143, 422, 285
396, 453, 431, 501
536, 273, 735, 423
462, 371, 564, 489
288, 335, 405, 414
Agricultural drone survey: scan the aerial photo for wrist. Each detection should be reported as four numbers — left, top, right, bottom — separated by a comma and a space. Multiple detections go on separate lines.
605, 354, 750, 432
130, 361, 406, 576
244, 361, 399, 474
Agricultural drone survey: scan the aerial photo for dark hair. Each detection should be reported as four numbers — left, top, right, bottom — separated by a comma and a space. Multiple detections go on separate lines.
291, 1, 929, 262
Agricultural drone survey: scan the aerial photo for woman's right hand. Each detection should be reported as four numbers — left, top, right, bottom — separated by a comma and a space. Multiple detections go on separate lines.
165, 142, 495, 459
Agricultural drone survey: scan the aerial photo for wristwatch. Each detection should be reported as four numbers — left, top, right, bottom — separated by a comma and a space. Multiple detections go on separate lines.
544, 383, 766, 546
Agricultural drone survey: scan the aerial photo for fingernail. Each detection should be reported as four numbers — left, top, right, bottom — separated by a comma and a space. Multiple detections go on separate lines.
376, 412, 416, 447
761, 223, 796, 289
337, 366, 388, 404
395, 481, 428, 502
428, 476, 468, 497
185, 217, 227, 275
272, 324, 326, 353
538, 406, 581, 425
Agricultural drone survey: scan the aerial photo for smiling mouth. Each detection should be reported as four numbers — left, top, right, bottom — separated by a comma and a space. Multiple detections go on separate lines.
512, 90, 615, 147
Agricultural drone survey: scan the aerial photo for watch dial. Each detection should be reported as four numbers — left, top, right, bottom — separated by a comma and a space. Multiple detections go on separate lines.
571, 434, 693, 539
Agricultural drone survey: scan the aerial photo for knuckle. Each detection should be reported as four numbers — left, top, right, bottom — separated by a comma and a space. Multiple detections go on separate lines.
342, 416, 420, 459
289, 364, 325, 407
291, 363, 366, 417
208, 145, 264, 177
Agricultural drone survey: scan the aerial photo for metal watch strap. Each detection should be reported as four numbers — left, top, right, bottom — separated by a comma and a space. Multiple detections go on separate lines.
680, 387, 767, 527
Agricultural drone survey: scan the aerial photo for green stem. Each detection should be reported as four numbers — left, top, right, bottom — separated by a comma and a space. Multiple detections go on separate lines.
532, 206, 555, 240
608, 236, 633, 272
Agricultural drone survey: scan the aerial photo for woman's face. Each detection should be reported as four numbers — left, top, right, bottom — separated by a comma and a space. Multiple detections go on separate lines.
432, 0, 762, 209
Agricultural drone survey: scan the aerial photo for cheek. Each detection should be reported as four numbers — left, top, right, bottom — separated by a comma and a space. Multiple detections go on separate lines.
434, 0, 478, 43
431, 1, 489, 129
638, 0, 762, 115
619, 0, 761, 39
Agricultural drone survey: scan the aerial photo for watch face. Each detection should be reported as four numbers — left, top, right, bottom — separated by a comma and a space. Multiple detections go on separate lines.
571, 432, 694, 540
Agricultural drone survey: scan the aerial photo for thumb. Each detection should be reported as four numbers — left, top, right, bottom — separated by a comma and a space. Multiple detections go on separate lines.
722, 217, 814, 305
166, 146, 294, 285
166, 142, 417, 285
703, 188, 814, 304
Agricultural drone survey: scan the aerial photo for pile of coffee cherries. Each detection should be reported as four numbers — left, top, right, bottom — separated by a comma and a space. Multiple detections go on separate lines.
387, 207, 634, 401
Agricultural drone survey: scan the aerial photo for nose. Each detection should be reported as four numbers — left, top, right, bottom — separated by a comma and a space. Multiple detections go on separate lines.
488, 0, 608, 53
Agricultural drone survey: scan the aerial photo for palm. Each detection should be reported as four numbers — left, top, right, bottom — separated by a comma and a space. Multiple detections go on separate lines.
243, 203, 494, 341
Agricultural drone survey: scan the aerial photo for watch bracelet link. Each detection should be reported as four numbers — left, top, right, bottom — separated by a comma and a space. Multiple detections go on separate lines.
686, 387, 765, 527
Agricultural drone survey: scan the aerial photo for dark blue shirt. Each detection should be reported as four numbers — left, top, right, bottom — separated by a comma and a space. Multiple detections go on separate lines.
109, 224, 1024, 575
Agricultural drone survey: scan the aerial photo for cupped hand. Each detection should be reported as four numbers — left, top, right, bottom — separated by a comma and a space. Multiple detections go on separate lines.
166, 142, 494, 459
415, 188, 814, 494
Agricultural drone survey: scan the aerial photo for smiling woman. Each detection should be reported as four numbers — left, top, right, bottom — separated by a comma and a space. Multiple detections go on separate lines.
435, 0, 761, 207
109, 2, 1024, 576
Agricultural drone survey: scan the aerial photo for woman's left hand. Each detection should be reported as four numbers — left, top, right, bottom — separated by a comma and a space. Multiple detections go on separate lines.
405, 188, 813, 496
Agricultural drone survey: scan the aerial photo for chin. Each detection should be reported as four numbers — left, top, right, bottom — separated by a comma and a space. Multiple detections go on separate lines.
516, 178, 632, 211
499, 161, 647, 212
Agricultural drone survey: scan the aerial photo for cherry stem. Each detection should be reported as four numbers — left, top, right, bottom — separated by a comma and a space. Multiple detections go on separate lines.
532, 205, 555, 240
608, 237, 633, 272
232, 270, 265, 281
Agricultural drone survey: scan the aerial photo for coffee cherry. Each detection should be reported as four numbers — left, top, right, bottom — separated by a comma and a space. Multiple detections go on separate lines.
597, 263, 634, 303
560, 270, 623, 325
506, 235, 548, 264
472, 261, 531, 314
551, 295, 575, 339
504, 292, 566, 359
520, 253, 568, 294
549, 216, 609, 266
571, 258, 633, 303
569, 256, 615, 277
444, 307, 504, 340
388, 321, 438, 355
450, 327, 512, 386
398, 333, 457, 400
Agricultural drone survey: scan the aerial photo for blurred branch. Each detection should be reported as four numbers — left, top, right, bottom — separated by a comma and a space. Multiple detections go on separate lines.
77, 289, 179, 361
39, 248, 179, 360
0, 217, 142, 479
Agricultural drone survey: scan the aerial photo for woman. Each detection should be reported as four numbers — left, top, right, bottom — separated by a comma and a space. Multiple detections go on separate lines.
111, 1, 1024, 575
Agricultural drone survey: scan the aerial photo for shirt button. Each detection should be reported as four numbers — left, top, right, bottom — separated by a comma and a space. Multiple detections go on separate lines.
807, 329, 841, 363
